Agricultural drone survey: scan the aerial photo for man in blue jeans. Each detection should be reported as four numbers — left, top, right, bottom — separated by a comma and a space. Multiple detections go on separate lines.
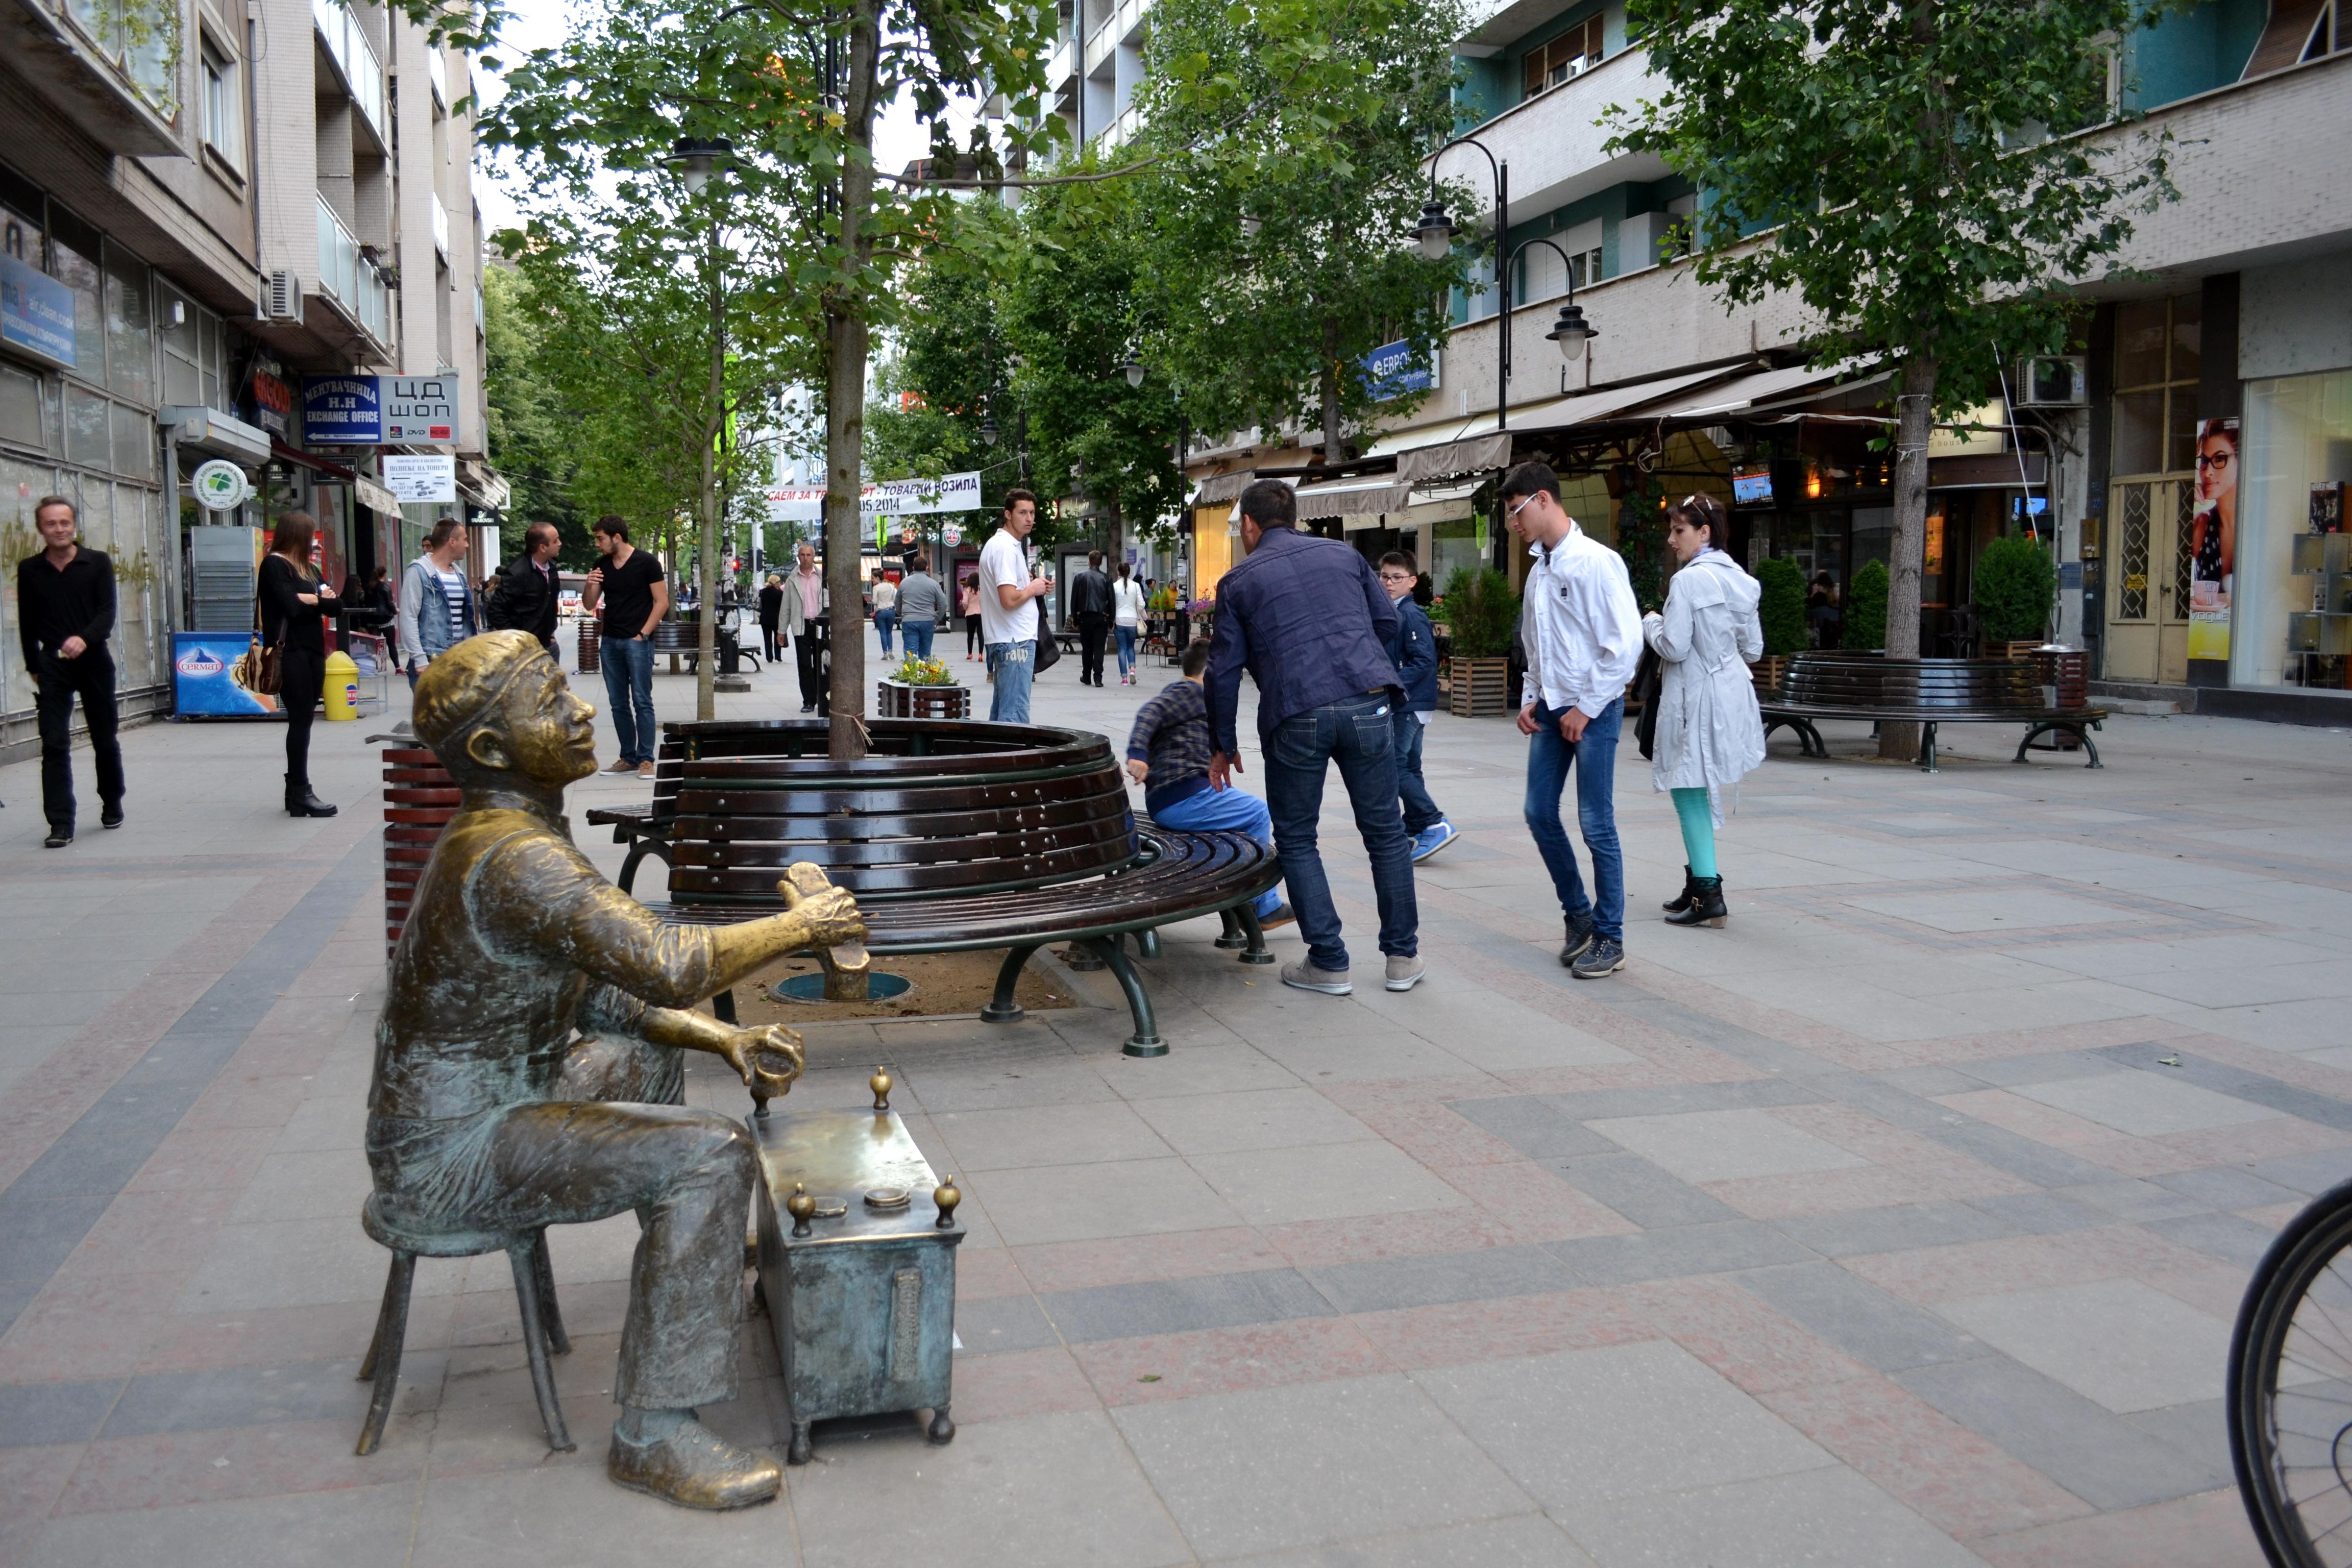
582, 515, 670, 778
1502, 462, 1644, 978
1205, 479, 1420, 996
980, 489, 1051, 722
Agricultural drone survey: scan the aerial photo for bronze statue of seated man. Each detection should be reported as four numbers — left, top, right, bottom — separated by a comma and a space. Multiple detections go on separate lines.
375, 630, 863, 1509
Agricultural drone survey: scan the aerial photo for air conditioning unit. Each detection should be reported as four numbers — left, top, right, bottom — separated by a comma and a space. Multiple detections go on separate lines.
2017, 354, 2087, 408
262, 271, 303, 322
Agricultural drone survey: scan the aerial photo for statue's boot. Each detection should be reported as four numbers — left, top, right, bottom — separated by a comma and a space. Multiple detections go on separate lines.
608, 1415, 782, 1510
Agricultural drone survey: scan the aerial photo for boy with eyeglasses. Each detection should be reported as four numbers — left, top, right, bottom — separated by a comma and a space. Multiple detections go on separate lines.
1377, 552, 1457, 862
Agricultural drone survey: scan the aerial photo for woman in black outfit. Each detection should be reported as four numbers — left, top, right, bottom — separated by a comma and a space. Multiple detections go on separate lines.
258, 511, 339, 817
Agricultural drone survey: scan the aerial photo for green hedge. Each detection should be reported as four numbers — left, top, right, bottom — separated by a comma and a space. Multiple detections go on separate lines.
1846, 559, 1889, 652
1973, 534, 2056, 643
1755, 556, 1809, 655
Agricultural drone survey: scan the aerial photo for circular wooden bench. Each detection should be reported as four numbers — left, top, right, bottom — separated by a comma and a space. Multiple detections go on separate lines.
585, 719, 1282, 1057
1759, 653, 2108, 772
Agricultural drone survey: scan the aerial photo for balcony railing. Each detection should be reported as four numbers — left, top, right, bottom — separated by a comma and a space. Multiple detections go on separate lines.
316, 194, 393, 347
312, 0, 387, 147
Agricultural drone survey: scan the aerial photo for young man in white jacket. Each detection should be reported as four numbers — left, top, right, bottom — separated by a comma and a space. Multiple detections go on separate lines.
1504, 462, 1645, 978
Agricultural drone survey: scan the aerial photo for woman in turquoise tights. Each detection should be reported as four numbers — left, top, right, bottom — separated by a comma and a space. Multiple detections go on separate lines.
1641, 494, 1766, 927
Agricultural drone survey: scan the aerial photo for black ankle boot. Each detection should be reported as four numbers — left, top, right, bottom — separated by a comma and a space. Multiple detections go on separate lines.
285, 777, 338, 818
1662, 866, 1695, 914
1663, 876, 1726, 928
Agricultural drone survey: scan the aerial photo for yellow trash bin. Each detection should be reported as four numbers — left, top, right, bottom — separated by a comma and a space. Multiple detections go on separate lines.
323, 649, 361, 721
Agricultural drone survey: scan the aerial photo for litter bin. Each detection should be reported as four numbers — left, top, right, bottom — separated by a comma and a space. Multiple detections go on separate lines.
324, 650, 361, 720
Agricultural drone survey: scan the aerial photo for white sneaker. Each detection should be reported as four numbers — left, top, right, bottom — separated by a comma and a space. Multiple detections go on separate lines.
1384, 954, 1426, 991
1281, 960, 1352, 996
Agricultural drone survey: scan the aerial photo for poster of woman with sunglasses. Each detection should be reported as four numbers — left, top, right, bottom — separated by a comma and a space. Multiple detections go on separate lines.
2187, 416, 2239, 662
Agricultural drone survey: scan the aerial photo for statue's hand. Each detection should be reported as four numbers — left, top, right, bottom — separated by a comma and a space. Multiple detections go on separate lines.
722, 1025, 805, 1100
778, 883, 866, 949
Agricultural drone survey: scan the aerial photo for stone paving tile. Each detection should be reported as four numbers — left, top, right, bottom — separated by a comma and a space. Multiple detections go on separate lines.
1125, 1087, 1380, 1157
1735, 1262, 1991, 1374
1187, 1140, 1472, 1227
1305, 1244, 1578, 1314
1772, 1200, 2024, 1258
937, 1344, 1100, 1425
1932, 1279, 2233, 1414
14, 1477, 425, 1568
1071, 1316, 1391, 1407
51, 1416, 422, 1516
1110, 1374, 1534, 1560
960, 1157, 1244, 1246
1971, 1487, 2268, 1568
1040, 1267, 1333, 1343
1215, 1512, 1598, 1568
1427, 1158, 1640, 1242
1543, 1151, 1743, 1229
1545, 1219, 1816, 1287
951, 1292, 1062, 1356
1555, 1464, 1996, 1568
1620, 1275, 1875, 1396
1009, 1226, 1285, 1293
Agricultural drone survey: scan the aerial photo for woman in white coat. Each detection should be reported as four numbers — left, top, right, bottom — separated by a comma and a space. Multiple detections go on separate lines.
1642, 494, 1765, 928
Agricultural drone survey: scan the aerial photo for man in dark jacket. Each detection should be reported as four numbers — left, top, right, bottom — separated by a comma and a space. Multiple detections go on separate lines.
1379, 551, 1457, 863
1205, 480, 1419, 996
1068, 550, 1113, 687
18, 495, 123, 847
486, 522, 564, 649
757, 574, 785, 661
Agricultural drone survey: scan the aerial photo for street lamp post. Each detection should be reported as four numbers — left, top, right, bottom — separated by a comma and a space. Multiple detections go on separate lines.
1417, 135, 1598, 568
665, 136, 745, 708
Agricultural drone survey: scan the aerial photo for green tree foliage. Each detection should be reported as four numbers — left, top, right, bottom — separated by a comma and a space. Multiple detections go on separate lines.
1614, 477, 1667, 613
1845, 559, 1890, 652
1612, 0, 2173, 747
481, 263, 591, 569
1973, 534, 2057, 643
1440, 566, 1519, 659
1130, 0, 1467, 462
1755, 556, 1808, 656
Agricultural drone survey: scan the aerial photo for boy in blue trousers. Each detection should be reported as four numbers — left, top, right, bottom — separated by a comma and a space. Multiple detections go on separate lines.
1379, 552, 1458, 862
1126, 643, 1291, 927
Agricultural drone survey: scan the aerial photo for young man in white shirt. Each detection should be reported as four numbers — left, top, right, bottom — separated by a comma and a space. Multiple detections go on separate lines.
978, 489, 1051, 722
1505, 461, 1644, 978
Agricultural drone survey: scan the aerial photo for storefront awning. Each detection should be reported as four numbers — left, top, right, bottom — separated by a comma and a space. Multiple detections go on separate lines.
1294, 475, 1414, 521
1365, 364, 1752, 460
1640, 360, 1878, 421
1396, 432, 1512, 485
1193, 470, 1257, 505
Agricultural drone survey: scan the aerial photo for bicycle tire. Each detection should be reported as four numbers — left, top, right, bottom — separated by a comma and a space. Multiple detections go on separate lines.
2230, 1174, 2352, 1568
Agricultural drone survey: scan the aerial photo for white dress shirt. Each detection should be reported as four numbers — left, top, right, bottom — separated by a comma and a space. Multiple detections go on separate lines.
1523, 523, 1644, 717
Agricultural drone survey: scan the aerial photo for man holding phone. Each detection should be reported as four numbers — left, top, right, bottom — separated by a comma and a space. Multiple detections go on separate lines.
581, 515, 669, 778
978, 489, 1052, 722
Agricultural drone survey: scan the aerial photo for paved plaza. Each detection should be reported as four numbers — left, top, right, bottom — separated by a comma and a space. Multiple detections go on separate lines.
2, 639, 2347, 1566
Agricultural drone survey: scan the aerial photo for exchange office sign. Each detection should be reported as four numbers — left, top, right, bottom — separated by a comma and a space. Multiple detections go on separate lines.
301, 373, 463, 445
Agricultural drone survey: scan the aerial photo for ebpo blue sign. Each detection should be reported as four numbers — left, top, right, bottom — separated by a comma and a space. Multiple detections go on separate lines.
302, 375, 383, 444
1, 253, 76, 369
1362, 339, 1435, 402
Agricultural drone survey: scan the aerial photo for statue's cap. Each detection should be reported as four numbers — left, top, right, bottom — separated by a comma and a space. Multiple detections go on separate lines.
411, 631, 549, 755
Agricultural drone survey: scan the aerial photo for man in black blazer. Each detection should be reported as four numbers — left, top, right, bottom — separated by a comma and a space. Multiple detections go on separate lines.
487, 522, 564, 649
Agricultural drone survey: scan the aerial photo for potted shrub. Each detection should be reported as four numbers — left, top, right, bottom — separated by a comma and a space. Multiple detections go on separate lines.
1442, 566, 1520, 717
1752, 555, 1808, 694
1844, 559, 1890, 653
1973, 533, 2057, 659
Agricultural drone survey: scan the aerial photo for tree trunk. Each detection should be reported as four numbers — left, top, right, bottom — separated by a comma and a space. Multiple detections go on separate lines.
1879, 352, 1936, 760
1319, 314, 1343, 469
695, 241, 721, 722
823, 0, 883, 762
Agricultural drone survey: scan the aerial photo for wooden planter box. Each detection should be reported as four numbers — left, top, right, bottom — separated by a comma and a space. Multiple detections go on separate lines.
1448, 656, 1512, 717
576, 619, 600, 675
1990, 639, 2048, 663
1750, 654, 1789, 698
877, 680, 971, 720
381, 743, 458, 959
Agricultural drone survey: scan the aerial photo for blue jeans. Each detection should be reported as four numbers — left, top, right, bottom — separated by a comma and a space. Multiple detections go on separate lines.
1392, 709, 1442, 835
1152, 785, 1284, 921
601, 633, 658, 765
1261, 693, 1417, 972
1524, 697, 1624, 941
1115, 624, 1138, 676
901, 619, 935, 660
874, 607, 896, 656
985, 640, 1034, 722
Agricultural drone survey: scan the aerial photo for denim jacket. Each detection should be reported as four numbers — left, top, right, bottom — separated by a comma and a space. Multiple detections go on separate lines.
398, 556, 482, 668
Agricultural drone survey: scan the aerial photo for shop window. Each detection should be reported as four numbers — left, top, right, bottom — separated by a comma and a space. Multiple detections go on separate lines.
0, 365, 42, 450
63, 384, 109, 468
2111, 292, 2201, 476
160, 284, 201, 406
104, 244, 155, 406
2239, 370, 2352, 690
111, 400, 151, 480
1521, 13, 1603, 99
45, 207, 106, 377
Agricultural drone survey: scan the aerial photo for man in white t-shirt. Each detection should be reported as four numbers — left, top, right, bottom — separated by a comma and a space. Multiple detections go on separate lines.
978, 489, 1051, 722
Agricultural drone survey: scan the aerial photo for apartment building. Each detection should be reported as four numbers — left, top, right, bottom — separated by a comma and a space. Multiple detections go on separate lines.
0, 0, 494, 755
1178, 0, 2352, 721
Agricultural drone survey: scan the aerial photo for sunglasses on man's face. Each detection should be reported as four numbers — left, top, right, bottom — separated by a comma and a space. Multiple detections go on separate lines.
1506, 494, 1540, 520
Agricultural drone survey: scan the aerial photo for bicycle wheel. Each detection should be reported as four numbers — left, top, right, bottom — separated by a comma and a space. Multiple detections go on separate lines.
2231, 1176, 2352, 1568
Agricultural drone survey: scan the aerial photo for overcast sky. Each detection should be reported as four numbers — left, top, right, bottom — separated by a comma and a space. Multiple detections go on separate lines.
473, 0, 967, 239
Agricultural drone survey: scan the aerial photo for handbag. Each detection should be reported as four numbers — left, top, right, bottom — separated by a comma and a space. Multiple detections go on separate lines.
1631, 645, 1662, 762
1032, 628, 1062, 676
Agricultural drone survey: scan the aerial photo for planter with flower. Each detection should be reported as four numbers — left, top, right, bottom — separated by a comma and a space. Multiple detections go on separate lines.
876, 654, 971, 720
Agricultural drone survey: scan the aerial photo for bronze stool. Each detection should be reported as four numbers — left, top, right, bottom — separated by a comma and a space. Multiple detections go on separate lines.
355, 1193, 574, 1456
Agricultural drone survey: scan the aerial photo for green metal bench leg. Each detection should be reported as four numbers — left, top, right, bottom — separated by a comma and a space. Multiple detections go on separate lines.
616, 839, 653, 895
982, 944, 1040, 1022
1137, 928, 1162, 961
1918, 722, 1938, 773
1214, 909, 1250, 950
1083, 937, 1166, 1058
1235, 904, 1275, 965
2015, 721, 2102, 769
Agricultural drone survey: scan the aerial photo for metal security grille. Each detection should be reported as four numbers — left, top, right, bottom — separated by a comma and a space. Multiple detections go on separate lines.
2171, 480, 2194, 613
2117, 483, 2151, 621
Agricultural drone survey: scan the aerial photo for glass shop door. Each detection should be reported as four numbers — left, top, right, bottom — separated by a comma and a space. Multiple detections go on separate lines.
2104, 475, 2192, 684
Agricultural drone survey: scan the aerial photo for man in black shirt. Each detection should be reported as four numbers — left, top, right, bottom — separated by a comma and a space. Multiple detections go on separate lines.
486, 522, 565, 649
1070, 550, 1113, 688
17, 496, 124, 846
580, 514, 669, 778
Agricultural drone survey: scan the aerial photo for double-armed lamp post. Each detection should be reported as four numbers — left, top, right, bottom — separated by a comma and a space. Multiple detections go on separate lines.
665, 135, 748, 706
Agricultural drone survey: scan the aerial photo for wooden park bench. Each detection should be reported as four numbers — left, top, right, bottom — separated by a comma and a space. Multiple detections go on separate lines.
1759, 653, 2108, 773
584, 718, 1281, 1057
